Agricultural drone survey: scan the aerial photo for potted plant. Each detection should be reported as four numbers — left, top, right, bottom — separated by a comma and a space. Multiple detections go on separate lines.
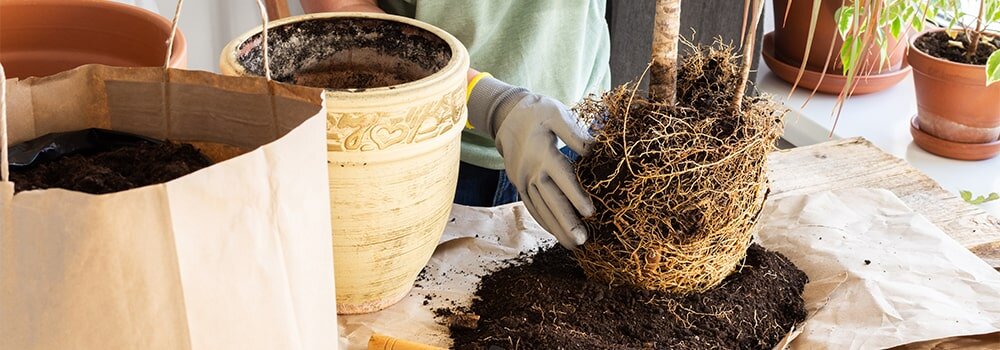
908, 0, 1000, 160
763, 0, 917, 94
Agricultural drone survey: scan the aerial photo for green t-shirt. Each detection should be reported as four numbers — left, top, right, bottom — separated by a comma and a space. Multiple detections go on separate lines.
379, 0, 612, 170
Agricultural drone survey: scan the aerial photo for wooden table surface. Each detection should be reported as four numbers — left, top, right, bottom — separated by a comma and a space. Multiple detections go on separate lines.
768, 137, 1000, 269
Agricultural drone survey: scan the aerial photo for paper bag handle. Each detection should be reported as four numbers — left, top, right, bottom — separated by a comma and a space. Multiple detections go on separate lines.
0, 2, 277, 184
164, 0, 272, 80
1, 63, 8, 183
161, 0, 277, 138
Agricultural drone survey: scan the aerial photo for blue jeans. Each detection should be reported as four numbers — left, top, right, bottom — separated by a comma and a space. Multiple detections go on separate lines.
454, 147, 579, 207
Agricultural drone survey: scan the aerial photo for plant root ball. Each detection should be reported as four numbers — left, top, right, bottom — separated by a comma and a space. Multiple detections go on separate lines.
573, 42, 785, 294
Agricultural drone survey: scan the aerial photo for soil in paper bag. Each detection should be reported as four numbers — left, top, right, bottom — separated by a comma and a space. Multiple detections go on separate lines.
10, 136, 211, 194
448, 244, 808, 350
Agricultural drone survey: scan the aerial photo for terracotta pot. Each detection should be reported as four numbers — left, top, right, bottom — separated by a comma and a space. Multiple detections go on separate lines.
761, 32, 912, 95
772, 0, 906, 74
0, 0, 186, 79
220, 13, 469, 314
909, 30, 1000, 159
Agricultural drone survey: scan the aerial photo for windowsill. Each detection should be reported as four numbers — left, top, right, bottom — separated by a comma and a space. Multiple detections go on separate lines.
756, 62, 1000, 217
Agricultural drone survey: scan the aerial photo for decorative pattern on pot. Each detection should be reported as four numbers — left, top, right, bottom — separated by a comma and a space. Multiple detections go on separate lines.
326, 86, 465, 152
221, 12, 470, 314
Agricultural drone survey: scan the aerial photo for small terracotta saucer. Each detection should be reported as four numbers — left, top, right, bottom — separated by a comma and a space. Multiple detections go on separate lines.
910, 116, 1000, 160
761, 32, 912, 95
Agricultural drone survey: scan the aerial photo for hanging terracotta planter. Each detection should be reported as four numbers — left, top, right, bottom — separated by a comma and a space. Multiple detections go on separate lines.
766, 0, 910, 94
0, 0, 186, 79
220, 12, 469, 314
909, 29, 1000, 160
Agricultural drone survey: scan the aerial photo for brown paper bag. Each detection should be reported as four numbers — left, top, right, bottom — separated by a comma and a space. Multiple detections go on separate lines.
0, 60, 337, 349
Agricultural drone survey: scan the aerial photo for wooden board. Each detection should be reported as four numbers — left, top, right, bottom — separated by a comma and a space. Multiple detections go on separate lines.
768, 137, 1000, 269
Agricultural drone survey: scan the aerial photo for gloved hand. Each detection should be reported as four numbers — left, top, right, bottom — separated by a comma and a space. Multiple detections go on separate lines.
468, 76, 596, 249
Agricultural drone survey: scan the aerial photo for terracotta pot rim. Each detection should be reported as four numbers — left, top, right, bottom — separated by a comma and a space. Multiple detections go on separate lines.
761, 32, 912, 95
222, 12, 468, 98
0, 0, 187, 69
765, 32, 911, 78
908, 29, 995, 70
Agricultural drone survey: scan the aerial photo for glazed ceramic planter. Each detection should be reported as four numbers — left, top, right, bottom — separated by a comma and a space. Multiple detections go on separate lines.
220, 13, 469, 314
0, 0, 186, 79
909, 30, 1000, 160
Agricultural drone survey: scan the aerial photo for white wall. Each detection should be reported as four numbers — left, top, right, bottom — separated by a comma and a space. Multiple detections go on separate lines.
116, 0, 306, 72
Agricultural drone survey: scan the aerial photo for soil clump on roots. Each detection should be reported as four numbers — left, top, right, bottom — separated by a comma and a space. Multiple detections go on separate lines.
11, 142, 212, 194
449, 244, 807, 349
573, 43, 786, 293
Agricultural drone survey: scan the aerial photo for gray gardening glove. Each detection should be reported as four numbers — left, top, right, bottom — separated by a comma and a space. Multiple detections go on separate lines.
468, 77, 596, 249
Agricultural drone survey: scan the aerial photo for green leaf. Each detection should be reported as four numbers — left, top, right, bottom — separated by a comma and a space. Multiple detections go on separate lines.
960, 190, 1000, 205
890, 17, 903, 38
987, 50, 1000, 86
836, 6, 854, 39
841, 37, 856, 75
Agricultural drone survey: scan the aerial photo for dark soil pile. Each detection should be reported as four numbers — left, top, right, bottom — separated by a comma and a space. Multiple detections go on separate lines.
10, 142, 212, 194
914, 31, 999, 65
450, 243, 808, 350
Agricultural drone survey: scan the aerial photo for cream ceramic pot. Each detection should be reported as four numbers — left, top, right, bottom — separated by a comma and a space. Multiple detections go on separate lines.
220, 13, 469, 314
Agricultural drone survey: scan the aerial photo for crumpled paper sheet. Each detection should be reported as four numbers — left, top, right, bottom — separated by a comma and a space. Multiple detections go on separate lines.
759, 189, 1000, 349
338, 188, 1000, 349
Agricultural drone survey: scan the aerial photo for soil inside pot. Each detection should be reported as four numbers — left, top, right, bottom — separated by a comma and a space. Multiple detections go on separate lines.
237, 17, 452, 90
914, 31, 1000, 65
447, 243, 808, 350
10, 141, 212, 194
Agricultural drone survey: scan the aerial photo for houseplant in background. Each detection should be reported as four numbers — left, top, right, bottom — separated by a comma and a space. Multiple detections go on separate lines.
791, 0, 999, 160
763, 0, 915, 95
908, 0, 1000, 160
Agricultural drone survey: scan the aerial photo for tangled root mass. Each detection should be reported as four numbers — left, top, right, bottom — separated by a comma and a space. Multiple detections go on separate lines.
573, 42, 785, 294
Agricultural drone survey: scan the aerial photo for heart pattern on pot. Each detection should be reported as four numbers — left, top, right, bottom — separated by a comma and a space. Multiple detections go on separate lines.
325, 87, 465, 152
371, 124, 408, 149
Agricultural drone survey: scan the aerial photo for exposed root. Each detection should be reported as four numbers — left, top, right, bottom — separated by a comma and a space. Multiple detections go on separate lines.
573, 41, 785, 294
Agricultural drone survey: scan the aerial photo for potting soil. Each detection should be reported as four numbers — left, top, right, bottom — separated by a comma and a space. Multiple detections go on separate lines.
237, 17, 451, 89
914, 31, 1000, 65
448, 243, 807, 350
10, 142, 212, 194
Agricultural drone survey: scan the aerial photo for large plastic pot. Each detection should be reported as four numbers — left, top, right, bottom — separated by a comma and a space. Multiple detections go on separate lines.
909, 29, 1000, 160
220, 12, 469, 314
0, 0, 186, 79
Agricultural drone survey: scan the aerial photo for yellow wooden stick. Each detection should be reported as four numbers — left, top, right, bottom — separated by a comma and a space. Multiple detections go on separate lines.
368, 334, 445, 350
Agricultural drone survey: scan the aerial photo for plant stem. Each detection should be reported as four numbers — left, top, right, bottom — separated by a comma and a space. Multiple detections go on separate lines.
650, 0, 681, 105
966, 0, 986, 60
734, 0, 764, 110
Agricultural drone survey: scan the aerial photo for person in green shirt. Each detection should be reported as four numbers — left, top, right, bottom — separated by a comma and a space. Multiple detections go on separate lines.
301, 0, 611, 249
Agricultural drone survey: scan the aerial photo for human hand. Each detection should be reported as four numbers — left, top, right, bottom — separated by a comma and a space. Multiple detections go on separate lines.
467, 77, 596, 249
